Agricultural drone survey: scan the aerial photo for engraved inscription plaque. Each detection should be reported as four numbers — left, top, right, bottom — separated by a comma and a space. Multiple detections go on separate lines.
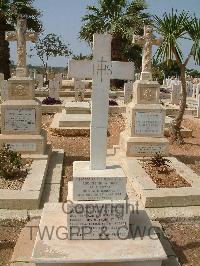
6, 142, 37, 152
135, 112, 162, 134
5, 108, 36, 131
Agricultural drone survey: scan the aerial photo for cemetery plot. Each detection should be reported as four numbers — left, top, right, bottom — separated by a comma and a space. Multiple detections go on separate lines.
121, 156, 200, 208
0, 158, 49, 210
140, 158, 191, 188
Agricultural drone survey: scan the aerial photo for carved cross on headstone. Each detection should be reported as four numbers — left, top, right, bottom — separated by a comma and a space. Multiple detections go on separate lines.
6, 19, 38, 77
68, 34, 134, 170
133, 25, 161, 81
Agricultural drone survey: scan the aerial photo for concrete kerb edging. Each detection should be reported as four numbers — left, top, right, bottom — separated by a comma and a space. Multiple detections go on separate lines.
121, 156, 200, 208
0, 159, 49, 210
0, 149, 64, 218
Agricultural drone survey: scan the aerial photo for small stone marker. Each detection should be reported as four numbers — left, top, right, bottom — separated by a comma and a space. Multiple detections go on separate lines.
1, 80, 8, 101
124, 82, 133, 104
187, 81, 193, 97
171, 84, 181, 105
49, 79, 60, 100
74, 79, 86, 102
68, 33, 134, 170
35, 74, 43, 88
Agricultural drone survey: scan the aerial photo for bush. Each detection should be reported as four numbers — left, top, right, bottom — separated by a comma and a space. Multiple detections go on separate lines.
42, 97, 62, 105
0, 145, 28, 179
149, 153, 171, 173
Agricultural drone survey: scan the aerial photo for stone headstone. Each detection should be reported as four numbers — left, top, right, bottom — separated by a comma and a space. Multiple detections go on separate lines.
1, 80, 8, 101
192, 83, 197, 98
49, 79, 60, 100
119, 26, 169, 157
196, 83, 200, 99
74, 79, 86, 102
65, 33, 134, 240
171, 84, 181, 105
35, 74, 43, 88
124, 82, 133, 104
55, 73, 62, 83
0, 18, 47, 154
187, 81, 193, 97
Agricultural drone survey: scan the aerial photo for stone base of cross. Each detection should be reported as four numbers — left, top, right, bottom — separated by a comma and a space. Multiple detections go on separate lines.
68, 34, 134, 170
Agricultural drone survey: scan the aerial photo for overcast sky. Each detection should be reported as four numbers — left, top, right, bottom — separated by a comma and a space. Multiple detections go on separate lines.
10, 0, 200, 69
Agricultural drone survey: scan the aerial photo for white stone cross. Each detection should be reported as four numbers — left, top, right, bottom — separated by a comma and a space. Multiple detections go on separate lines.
6, 19, 38, 77
68, 34, 134, 170
133, 25, 161, 81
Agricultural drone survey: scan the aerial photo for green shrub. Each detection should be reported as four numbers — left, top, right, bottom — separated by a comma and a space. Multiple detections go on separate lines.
0, 145, 27, 179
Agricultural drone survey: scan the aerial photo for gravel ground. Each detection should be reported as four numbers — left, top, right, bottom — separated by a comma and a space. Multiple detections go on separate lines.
0, 219, 26, 266
161, 220, 200, 266
142, 161, 191, 188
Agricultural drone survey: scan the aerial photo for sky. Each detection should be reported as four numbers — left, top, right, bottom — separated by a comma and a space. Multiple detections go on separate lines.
10, 0, 200, 69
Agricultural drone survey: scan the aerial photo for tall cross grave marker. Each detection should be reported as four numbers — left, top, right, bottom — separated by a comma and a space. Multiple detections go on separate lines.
133, 25, 161, 81
68, 34, 134, 170
6, 19, 38, 77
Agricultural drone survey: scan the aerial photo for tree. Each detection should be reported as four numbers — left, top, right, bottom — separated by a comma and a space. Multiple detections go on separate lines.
0, 0, 42, 79
154, 10, 200, 144
79, 0, 150, 71
34, 33, 71, 77
72, 53, 92, 60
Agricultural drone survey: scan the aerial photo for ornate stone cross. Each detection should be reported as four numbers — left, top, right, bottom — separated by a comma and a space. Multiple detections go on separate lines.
133, 25, 161, 81
6, 19, 38, 77
68, 34, 134, 170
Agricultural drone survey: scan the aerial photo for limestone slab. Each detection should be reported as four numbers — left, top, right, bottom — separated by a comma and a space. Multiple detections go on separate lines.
73, 161, 127, 201
67, 182, 130, 240
120, 132, 169, 157
32, 203, 167, 265
64, 101, 90, 114
0, 129, 47, 154
59, 112, 91, 127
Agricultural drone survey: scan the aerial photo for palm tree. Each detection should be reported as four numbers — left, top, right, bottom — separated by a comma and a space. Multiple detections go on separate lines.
154, 10, 200, 144
79, 0, 150, 72
0, 0, 42, 79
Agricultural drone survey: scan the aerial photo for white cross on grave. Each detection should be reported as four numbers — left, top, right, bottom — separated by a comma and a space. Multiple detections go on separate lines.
6, 19, 38, 77
68, 34, 134, 170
